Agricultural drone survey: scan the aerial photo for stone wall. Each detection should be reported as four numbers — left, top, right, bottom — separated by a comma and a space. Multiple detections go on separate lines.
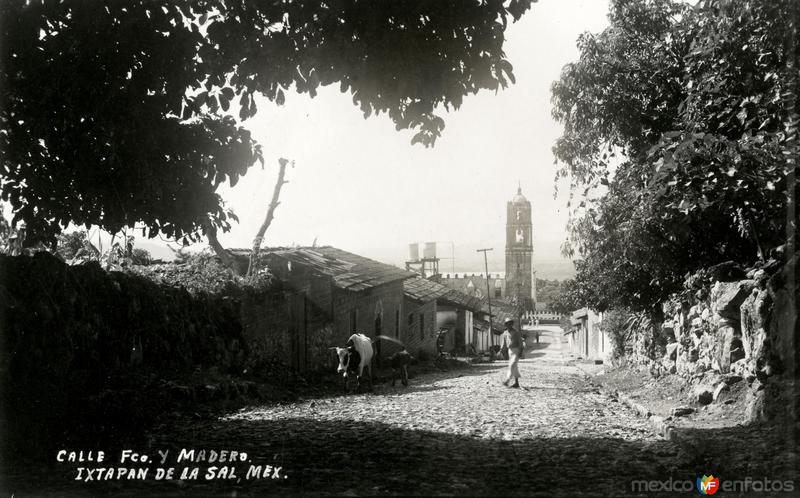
0, 253, 335, 461
0, 253, 249, 459
239, 290, 335, 374
630, 255, 798, 423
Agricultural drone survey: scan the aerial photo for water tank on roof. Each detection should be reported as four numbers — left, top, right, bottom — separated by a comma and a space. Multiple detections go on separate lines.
423, 242, 436, 259
408, 243, 419, 262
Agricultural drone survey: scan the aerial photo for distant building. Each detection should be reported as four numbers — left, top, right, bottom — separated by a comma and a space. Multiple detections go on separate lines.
524, 303, 566, 324
402, 277, 484, 357
564, 308, 610, 362
433, 186, 538, 310
439, 272, 506, 299
506, 186, 535, 308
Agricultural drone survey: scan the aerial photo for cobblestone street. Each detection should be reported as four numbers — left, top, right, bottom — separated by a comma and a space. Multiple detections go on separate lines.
15, 327, 725, 497
197, 328, 679, 496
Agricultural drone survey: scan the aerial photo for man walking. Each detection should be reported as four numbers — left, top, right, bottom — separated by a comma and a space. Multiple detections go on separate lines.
501, 318, 523, 388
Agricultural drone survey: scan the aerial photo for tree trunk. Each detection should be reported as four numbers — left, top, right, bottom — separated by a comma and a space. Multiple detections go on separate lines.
205, 220, 238, 272
248, 158, 290, 276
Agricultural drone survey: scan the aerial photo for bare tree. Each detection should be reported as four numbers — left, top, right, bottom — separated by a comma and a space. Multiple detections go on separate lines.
247, 158, 291, 276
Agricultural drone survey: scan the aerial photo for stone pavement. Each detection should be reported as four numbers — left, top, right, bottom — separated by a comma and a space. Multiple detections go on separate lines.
11, 328, 785, 497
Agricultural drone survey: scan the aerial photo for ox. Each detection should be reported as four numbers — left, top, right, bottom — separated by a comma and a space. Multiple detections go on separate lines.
387, 349, 413, 387
332, 333, 373, 393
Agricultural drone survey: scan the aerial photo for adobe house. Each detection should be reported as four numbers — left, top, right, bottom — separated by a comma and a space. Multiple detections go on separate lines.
403, 277, 485, 357
471, 301, 519, 354
565, 307, 609, 362
401, 278, 440, 359
255, 246, 416, 366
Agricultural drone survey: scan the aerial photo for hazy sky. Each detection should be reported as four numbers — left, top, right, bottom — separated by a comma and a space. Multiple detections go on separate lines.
116, 1, 611, 277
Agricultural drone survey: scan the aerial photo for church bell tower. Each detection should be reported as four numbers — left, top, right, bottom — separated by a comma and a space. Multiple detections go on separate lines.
505, 186, 534, 309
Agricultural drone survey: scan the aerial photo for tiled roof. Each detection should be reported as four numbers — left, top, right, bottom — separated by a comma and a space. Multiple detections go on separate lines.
232, 246, 415, 292
440, 289, 485, 312
403, 277, 485, 312
473, 300, 519, 330
403, 277, 451, 302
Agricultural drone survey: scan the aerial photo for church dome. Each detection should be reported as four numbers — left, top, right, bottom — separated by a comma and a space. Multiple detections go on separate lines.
512, 187, 528, 204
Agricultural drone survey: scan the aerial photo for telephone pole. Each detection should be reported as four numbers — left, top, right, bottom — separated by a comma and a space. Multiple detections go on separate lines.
477, 248, 495, 352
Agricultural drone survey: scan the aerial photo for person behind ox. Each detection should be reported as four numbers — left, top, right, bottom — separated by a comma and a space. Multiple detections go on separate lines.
502, 318, 523, 388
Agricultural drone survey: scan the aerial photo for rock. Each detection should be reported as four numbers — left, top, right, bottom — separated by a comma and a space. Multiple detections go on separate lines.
672, 406, 694, 417
729, 338, 745, 365
745, 388, 766, 422
730, 358, 752, 378
712, 383, 729, 401
740, 289, 770, 362
707, 260, 747, 282
691, 318, 704, 336
662, 323, 676, 342
665, 343, 679, 362
715, 324, 737, 373
695, 386, 714, 405
753, 269, 768, 289
711, 280, 754, 321
760, 363, 778, 378
722, 374, 743, 385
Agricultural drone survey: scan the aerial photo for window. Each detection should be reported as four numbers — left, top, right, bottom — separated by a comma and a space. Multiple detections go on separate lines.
420, 313, 425, 340
494, 287, 502, 299
516, 228, 524, 243
395, 309, 400, 338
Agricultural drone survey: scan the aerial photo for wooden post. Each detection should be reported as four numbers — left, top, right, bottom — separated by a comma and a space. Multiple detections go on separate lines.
477, 248, 494, 355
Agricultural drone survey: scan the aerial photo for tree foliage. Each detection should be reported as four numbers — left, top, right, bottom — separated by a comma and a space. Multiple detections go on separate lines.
552, 0, 799, 315
548, 277, 584, 316
1, 0, 536, 246
533, 278, 564, 306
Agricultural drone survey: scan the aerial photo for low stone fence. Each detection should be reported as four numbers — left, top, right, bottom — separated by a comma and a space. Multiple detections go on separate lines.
0, 252, 333, 461
623, 254, 798, 423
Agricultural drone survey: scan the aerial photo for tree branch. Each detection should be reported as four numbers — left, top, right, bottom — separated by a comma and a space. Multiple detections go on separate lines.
248, 157, 291, 276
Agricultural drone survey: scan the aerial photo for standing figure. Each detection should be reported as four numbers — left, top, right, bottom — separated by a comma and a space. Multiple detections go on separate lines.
501, 318, 523, 388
